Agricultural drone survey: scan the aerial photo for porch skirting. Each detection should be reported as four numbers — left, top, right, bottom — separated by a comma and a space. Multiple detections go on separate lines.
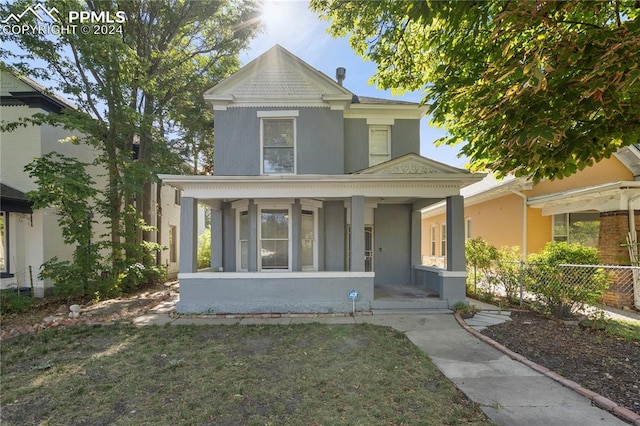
176, 271, 375, 314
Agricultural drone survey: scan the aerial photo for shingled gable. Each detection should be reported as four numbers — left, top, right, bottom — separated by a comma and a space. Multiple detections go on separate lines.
355, 153, 472, 176
203, 45, 353, 110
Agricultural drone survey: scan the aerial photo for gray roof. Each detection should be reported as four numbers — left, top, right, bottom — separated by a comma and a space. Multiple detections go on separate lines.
351, 94, 419, 106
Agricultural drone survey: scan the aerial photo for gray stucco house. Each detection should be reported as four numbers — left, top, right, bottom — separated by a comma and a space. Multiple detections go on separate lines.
160, 45, 483, 314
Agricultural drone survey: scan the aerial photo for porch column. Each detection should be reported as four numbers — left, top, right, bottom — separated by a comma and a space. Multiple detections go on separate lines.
350, 195, 365, 272
179, 197, 198, 273
446, 195, 465, 271
248, 200, 258, 272
210, 208, 223, 270
221, 202, 236, 272
410, 209, 422, 284
292, 199, 302, 271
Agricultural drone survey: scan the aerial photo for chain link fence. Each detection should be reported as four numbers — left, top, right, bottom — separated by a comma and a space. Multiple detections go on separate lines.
468, 261, 640, 315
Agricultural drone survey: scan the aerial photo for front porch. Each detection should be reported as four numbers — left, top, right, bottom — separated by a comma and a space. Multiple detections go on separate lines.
161, 157, 481, 315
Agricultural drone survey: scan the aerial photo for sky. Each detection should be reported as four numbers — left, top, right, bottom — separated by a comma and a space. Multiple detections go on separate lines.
242, 0, 467, 168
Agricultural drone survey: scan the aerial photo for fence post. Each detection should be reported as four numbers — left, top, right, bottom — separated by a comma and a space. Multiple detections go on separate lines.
29, 265, 34, 297
519, 260, 524, 307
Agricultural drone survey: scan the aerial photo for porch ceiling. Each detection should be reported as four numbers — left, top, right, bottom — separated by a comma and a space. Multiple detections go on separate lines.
528, 181, 640, 215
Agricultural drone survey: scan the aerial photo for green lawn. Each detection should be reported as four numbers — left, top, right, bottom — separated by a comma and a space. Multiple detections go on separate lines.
1, 323, 491, 425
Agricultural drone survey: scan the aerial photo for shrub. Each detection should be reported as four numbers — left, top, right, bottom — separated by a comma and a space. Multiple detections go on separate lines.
526, 242, 608, 318
465, 238, 499, 296
494, 246, 522, 302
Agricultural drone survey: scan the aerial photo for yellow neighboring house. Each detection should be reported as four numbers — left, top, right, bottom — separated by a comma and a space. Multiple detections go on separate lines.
421, 147, 640, 306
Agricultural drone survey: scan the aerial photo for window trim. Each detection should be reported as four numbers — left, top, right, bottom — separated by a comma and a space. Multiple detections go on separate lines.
300, 208, 318, 272
259, 110, 299, 175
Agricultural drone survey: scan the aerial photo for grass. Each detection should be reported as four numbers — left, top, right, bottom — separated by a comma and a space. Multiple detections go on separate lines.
601, 318, 640, 341
1, 323, 491, 425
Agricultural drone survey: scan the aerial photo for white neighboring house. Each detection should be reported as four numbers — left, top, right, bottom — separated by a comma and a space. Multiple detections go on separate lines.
0, 70, 180, 295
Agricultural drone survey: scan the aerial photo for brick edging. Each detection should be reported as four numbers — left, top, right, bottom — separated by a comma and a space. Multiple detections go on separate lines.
454, 312, 640, 426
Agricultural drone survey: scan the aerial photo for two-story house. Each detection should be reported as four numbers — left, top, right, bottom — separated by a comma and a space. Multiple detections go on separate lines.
160, 45, 483, 314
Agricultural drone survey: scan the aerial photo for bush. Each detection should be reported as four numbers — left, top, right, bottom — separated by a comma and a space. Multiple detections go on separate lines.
494, 247, 522, 302
465, 238, 499, 296
526, 242, 608, 318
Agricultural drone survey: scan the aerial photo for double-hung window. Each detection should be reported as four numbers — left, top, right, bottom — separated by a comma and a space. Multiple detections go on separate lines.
238, 211, 249, 271
259, 111, 298, 174
441, 223, 447, 257
260, 208, 290, 270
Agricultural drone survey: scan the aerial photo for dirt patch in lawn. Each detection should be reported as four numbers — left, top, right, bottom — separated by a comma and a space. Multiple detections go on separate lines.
0, 281, 178, 334
481, 310, 640, 415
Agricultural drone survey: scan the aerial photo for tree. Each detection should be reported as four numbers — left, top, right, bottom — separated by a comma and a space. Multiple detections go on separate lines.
1, 0, 260, 285
311, 0, 640, 182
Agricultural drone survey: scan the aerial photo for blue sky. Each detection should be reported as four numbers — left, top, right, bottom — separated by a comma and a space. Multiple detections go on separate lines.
242, 0, 466, 168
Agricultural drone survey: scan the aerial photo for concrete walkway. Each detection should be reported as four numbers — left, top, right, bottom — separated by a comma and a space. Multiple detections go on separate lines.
134, 301, 635, 425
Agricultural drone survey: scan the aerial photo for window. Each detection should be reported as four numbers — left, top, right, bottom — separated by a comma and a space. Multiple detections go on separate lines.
440, 223, 447, 257
301, 210, 315, 271
0, 212, 6, 272
262, 118, 295, 174
553, 213, 600, 247
465, 218, 472, 240
430, 225, 436, 256
369, 126, 391, 166
169, 225, 177, 263
260, 208, 290, 270
238, 211, 249, 271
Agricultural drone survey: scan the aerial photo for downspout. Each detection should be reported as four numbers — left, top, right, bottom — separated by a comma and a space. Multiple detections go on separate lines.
627, 193, 640, 310
511, 190, 528, 260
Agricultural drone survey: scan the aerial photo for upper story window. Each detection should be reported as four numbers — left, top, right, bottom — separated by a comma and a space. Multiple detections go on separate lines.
259, 111, 299, 174
369, 125, 391, 166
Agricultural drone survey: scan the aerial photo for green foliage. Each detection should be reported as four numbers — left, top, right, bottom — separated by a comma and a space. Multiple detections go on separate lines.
312, 0, 640, 182
198, 228, 212, 269
494, 247, 523, 302
0, 290, 33, 315
25, 153, 106, 298
527, 242, 609, 317
465, 238, 499, 296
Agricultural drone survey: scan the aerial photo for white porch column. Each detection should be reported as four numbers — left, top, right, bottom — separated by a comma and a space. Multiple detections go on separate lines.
248, 200, 258, 272
292, 199, 302, 271
179, 197, 198, 273
411, 209, 422, 284
350, 195, 365, 272
210, 208, 223, 269
446, 195, 466, 272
